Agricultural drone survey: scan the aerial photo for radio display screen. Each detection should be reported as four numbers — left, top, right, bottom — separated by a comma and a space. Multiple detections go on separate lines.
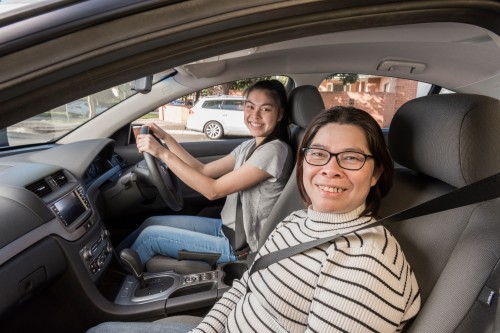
53, 191, 86, 226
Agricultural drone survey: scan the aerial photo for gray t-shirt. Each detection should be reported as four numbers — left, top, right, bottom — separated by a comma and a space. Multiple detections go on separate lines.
220, 139, 293, 252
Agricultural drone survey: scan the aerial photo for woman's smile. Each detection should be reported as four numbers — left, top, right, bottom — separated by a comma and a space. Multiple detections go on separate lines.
317, 184, 346, 193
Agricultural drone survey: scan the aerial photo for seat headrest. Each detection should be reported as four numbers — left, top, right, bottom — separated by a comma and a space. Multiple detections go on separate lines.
288, 85, 325, 128
389, 93, 500, 188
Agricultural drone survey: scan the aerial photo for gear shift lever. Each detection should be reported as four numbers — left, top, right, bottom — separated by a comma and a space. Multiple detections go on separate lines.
119, 248, 147, 288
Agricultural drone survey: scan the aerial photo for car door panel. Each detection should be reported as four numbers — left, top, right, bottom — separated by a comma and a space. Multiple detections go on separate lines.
112, 137, 249, 220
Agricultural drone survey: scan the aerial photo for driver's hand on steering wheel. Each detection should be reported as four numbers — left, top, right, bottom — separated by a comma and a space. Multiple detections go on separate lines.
149, 123, 171, 141
137, 133, 165, 158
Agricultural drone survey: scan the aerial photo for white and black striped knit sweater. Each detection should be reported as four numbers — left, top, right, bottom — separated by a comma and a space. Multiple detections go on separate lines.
190, 205, 421, 333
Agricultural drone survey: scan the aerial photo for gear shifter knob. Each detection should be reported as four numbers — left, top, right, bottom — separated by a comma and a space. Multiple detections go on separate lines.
119, 248, 147, 288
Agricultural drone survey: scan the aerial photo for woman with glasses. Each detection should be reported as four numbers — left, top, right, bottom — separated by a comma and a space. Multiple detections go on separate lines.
89, 106, 420, 333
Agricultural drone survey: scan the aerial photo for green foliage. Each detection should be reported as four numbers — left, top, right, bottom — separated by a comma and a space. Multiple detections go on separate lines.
201, 76, 289, 96
326, 73, 359, 85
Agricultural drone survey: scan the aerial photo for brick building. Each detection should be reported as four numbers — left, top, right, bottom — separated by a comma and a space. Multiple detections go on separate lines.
319, 75, 418, 128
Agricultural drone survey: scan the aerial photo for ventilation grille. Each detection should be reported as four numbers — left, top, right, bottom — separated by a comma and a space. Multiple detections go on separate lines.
26, 170, 68, 198
52, 170, 68, 187
113, 153, 126, 167
26, 178, 52, 197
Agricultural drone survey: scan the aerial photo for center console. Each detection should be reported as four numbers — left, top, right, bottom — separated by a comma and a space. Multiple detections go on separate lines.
114, 262, 248, 309
79, 227, 113, 279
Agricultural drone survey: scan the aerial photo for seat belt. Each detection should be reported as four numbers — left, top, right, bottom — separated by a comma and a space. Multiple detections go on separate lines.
250, 170, 500, 275
222, 193, 250, 258
233, 194, 250, 258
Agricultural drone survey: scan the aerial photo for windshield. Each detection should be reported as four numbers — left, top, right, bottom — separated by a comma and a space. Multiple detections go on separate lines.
0, 72, 171, 148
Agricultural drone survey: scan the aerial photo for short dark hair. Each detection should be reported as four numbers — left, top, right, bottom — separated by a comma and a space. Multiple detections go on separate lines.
296, 106, 393, 217
244, 79, 291, 152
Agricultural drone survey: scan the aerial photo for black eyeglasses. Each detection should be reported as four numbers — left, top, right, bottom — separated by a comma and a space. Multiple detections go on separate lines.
302, 147, 374, 170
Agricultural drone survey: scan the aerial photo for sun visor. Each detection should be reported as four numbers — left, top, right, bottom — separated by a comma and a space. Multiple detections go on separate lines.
176, 47, 257, 79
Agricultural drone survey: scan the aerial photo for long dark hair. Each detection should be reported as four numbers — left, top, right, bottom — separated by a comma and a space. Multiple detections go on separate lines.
244, 79, 290, 159
296, 106, 393, 217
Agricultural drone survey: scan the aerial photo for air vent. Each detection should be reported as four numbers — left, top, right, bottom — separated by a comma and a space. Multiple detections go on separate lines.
26, 170, 68, 197
113, 153, 126, 167
52, 170, 67, 187
26, 179, 52, 197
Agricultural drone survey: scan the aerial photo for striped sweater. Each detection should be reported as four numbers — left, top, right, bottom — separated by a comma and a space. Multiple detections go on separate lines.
191, 206, 421, 333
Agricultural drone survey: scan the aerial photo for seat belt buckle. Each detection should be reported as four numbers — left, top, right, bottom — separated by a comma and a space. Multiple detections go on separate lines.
236, 251, 249, 259
234, 245, 250, 259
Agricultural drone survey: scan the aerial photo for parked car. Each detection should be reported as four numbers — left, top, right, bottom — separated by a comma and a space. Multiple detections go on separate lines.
66, 99, 107, 118
0, 1, 499, 332
186, 95, 249, 139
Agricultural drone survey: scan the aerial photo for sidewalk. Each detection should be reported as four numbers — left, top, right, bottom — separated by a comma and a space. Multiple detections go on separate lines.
133, 118, 186, 131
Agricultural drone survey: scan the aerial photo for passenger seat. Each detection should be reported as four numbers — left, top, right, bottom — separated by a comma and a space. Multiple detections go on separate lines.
257, 85, 325, 247
380, 93, 500, 332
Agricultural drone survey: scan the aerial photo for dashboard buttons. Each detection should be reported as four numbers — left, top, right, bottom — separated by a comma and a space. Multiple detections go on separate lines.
80, 227, 113, 278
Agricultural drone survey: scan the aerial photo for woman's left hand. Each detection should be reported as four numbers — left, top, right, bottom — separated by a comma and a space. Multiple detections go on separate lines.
136, 134, 165, 158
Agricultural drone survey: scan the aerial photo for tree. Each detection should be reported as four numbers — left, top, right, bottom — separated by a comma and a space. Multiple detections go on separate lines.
198, 76, 289, 99
326, 73, 359, 85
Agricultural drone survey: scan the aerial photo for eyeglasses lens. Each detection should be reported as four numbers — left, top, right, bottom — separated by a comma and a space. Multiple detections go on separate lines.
304, 148, 366, 170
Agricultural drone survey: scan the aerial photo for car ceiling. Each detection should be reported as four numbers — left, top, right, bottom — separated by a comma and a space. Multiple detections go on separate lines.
0, 0, 499, 128
174, 22, 499, 90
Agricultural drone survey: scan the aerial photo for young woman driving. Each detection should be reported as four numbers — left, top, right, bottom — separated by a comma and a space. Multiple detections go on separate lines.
122, 79, 293, 266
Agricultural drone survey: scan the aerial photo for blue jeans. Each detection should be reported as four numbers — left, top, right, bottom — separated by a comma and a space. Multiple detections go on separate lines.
86, 321, 196, 333
129, 215, 237, 265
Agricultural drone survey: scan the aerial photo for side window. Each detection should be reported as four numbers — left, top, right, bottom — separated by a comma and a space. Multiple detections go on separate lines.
202, 100, 222, 109
318, 74, 455, 129
132, 75, 292, 142
222, 100, 244, 111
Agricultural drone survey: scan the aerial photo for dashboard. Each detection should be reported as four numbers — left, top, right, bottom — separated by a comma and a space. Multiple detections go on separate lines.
0, 137, 235, 327
0, 139, 124, 316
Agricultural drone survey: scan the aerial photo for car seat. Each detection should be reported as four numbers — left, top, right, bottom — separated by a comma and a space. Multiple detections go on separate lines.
379, 93, 500, 332
257, 85, 325, 247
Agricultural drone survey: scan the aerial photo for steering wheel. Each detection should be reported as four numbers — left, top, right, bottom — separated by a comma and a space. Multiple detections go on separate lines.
140, 125, 183, 211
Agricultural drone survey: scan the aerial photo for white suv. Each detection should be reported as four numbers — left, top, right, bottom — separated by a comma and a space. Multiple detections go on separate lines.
186, 95, 250, 139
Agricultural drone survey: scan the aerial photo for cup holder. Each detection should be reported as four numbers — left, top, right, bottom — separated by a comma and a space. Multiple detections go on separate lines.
221, 262, 248, 286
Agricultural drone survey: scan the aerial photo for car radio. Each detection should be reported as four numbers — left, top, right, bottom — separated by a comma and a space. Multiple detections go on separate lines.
50, 186, 91, 227
79, 227, 113, 280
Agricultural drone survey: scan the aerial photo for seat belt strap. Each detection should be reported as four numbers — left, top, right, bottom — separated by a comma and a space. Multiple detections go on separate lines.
250, 171, 500, 275
233, 193, 249, 254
